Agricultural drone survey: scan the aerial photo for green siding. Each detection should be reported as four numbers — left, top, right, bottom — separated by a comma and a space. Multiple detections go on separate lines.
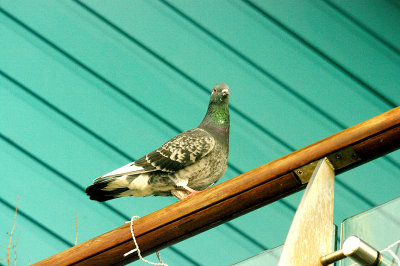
1, 1, 399, 265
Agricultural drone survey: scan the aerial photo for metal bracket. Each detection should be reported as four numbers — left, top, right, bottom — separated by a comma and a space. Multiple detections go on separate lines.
294, 161, 319, 184
327, 146, 361, 170
294, 146, 361, 184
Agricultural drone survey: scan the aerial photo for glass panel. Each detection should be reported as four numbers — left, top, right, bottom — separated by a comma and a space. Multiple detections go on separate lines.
341, 196, 400, 266
234, 227, 338, 265
233, 245, 283, 266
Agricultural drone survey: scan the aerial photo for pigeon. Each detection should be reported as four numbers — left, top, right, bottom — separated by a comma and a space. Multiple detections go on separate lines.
86, 83, 230, 201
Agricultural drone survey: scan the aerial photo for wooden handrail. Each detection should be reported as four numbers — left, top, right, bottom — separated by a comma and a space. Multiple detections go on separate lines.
35, 107, 400, 265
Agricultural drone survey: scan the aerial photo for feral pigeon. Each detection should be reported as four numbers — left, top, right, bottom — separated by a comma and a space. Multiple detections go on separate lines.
86, 83, 230, 201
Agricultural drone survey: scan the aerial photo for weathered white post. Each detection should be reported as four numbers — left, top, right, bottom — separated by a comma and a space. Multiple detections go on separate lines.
278, 158, 335, 266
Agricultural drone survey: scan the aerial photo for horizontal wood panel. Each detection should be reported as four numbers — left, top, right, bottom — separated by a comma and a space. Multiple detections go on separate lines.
0, 1, 399, 265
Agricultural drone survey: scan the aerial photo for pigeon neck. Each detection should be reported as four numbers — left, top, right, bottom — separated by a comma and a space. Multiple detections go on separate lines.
199, 102, 230, 131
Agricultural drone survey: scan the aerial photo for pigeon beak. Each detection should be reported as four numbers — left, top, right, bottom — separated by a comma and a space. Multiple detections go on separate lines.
222, 88, 229, 95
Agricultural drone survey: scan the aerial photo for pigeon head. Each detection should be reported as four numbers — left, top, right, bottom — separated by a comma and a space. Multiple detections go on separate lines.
199, 83, 230, 134
209, 83, 229, 104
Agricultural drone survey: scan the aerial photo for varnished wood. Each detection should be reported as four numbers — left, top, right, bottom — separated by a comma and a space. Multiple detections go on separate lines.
34, 107, 400, 266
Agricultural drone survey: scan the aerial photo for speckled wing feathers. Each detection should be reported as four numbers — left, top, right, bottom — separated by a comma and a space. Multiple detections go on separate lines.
135, 128, 215, 172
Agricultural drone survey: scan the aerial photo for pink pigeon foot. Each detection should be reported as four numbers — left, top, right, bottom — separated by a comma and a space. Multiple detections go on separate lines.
172, 185, 201, 200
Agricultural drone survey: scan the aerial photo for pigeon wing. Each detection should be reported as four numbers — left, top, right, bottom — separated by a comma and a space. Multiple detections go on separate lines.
93, 161, 156, 183
135, 128, 215, 172
94, 128, 215, 183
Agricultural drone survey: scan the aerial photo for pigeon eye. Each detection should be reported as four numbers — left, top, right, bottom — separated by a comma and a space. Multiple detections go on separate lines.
212, 88, 217, 93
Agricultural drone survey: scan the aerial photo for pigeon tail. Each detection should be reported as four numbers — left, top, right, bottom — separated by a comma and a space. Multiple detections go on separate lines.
86, 178, 129, 202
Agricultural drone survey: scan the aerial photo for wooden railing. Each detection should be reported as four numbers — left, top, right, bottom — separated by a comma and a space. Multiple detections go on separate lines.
34, 106, 400, 265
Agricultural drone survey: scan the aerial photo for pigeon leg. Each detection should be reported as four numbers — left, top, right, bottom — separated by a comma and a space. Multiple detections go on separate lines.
172, 185, 201, 200
172, 191, 186, 201
182, 185, 201, 195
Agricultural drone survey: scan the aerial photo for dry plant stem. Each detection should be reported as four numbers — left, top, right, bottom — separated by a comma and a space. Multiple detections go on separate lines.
7, 196, 19, 266
74, 210, 78, 246
13, 233, 20, 266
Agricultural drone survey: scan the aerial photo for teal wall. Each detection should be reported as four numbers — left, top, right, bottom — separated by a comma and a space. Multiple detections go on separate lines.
1, 1, 399, 265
